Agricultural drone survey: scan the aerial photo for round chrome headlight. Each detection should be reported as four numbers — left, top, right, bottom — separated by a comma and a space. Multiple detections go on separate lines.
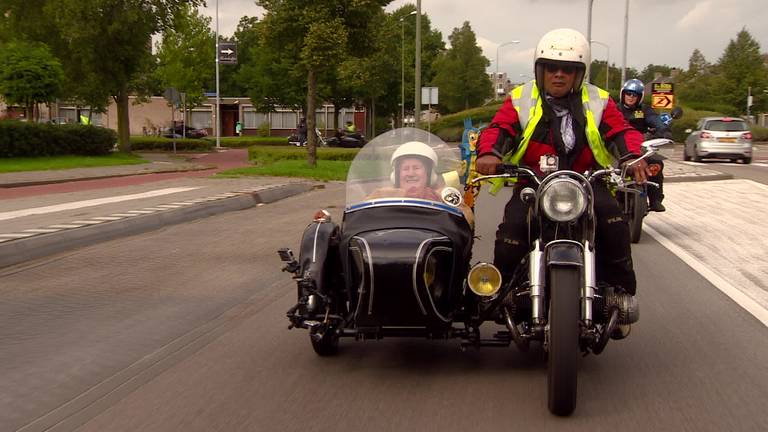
539, 178, 587, 222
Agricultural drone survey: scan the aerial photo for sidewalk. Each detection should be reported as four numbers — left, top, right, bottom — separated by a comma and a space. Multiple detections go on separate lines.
0, 149, 250, 188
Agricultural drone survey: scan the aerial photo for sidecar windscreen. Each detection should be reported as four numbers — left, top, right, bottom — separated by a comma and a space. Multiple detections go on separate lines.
345, 128, 465, 210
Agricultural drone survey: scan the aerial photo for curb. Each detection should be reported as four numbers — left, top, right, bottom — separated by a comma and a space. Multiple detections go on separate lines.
0, 165, 215, 189
0, 182, 313, 269
665, 172, 734, 183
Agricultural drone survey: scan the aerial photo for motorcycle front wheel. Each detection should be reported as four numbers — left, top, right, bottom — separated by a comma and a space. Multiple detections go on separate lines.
547, 266, 580, 416
629, 193, 647, 243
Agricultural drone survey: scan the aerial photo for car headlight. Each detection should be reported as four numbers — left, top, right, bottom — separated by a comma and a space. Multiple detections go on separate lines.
467, 263, 502, 297
539, 178, 587, 222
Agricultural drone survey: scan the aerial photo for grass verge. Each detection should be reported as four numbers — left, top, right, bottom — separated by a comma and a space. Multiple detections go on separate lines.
0, 153, 148, 173
217, 159, 350, 181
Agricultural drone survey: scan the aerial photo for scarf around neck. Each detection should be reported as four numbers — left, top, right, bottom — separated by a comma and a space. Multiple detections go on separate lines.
545, 94, 575, 153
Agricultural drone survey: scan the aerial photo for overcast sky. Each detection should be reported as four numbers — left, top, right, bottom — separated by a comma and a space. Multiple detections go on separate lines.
202, 0, 767, 81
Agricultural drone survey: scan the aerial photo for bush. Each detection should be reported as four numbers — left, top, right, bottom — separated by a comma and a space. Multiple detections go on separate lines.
257, 121, 271, 137
248, 145, 359, 164
751, 125, 768, 141
130, 136, 213, 152
431, 103, 503, 141
0, 121, 116, 157
206, 136, 288, 147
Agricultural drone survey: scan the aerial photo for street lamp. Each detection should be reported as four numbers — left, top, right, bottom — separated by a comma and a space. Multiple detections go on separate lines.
586, 0, 594, 81
400, 11, 417, 127
495, 40, 520, 99
621, 0, 630, 85
590, 40, 610, 90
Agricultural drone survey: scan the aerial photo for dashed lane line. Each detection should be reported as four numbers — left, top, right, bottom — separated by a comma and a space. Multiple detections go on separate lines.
0, 187, 201, 222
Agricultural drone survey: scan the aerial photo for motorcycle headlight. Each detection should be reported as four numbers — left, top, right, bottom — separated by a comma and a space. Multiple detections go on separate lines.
539, 178, 587, 222
467, 263, 502, 297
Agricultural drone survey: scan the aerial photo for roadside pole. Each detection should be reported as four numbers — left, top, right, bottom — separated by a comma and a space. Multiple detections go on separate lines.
215, 0, 221, 149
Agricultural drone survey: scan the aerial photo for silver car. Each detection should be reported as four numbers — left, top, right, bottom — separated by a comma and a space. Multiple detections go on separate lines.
684, 117, 753, 164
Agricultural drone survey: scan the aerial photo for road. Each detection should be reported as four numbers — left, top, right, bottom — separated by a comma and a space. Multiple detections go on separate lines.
2, 171, 767, 431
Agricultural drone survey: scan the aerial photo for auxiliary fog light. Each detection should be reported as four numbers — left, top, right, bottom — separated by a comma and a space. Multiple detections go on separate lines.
467, 263, 502, 297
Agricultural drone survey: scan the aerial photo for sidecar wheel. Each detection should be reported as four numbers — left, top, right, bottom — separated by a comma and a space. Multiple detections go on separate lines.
629, 194, 647, 243
547, 267, 580, 416
310, 328, 339, 356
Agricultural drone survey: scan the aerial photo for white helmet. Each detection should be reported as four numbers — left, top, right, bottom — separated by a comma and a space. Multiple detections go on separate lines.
533, 28, 590, 93
390, 141, 439, 186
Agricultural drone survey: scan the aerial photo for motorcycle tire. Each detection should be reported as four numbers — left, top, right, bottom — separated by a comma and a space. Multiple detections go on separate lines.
547, 266, 580, 416
310, 327, 339, 356
630, 193, 647, 244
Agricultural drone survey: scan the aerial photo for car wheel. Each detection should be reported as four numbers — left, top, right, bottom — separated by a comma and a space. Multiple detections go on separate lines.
742, 157, 752, 164
692, 146, 702, 162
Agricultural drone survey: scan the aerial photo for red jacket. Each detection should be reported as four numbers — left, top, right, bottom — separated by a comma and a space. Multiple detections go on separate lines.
478, 92, 643, 175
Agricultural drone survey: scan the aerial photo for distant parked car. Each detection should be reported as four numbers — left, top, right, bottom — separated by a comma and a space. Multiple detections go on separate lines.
684, 117, 752, 164
163, 124, 208, 139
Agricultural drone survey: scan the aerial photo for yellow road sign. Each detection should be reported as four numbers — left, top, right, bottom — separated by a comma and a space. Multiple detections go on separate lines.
652, 94, 674, 109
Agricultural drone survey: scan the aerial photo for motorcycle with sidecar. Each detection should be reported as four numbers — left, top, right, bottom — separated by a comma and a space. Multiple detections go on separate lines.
279, 128, 653, 416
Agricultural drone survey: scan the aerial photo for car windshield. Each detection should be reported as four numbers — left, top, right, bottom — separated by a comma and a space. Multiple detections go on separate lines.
345, 128, 465, 209
704, 120, 748, 132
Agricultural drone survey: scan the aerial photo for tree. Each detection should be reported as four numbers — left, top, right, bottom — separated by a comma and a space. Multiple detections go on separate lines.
155, 5, 215, 117
52, 0, 203, 152
686, 49, 711, 78
0, 41, 63, 120
430, 21, 491, 113
255, 0, 390, 167
716, 28, 767, 114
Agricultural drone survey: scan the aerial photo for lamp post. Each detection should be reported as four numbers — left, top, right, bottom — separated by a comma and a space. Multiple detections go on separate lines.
414, 0, 421, 128
400, 11, 417, 127
214, 0, 220, 149
586, 0, 594, 81
590, 40, 610, 90
621, 0, 629, 85
495, 40, 520, 99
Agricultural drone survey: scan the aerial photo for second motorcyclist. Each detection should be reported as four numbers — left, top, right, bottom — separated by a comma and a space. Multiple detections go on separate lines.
476, 29, 646, 318
617, 79, 669, 212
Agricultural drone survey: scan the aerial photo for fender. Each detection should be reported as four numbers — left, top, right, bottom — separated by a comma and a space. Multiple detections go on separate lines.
545, 240, 584, 268
298, 221, 340, 296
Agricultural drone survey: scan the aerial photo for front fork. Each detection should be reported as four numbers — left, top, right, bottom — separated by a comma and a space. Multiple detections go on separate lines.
528, 240, 595, 326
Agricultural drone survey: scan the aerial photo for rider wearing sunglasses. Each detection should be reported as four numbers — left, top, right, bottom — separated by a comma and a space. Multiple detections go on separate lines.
618, 79, 671, 212
476, 28, 646, 308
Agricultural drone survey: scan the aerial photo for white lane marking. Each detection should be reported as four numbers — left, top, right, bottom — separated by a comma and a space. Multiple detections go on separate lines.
110, 213, 139, 217
0, 233, 37, 238
645, 224, 768, 328
127, 210, 156, 214
48, 224, 85, 229
70, 220, 105, 225
23, 228, 62, 233
143, 207, 169, 211
156, 204, 182, 209
0, 187, 201, 222
92, 216, 124, 221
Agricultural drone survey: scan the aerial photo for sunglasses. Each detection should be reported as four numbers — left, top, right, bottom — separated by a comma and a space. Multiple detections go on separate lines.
543, 63, 578, 75
624, 91, 641, 98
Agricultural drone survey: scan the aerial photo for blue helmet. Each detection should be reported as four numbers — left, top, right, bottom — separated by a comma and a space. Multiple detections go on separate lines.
621, 79, 645, 107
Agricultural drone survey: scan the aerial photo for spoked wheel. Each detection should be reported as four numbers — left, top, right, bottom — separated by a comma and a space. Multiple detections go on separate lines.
629, 193, 647, 244
547, 266, 581, 416
310, 326, 339, 356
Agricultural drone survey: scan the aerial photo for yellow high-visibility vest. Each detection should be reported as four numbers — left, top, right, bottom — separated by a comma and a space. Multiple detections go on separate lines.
488, 81, 614, 194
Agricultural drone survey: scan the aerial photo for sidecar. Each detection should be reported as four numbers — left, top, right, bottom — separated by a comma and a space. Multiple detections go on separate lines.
281, 128, 477, 355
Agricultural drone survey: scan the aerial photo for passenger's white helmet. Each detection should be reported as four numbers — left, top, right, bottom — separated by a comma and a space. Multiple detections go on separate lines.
390, 141, 439, 186
533, 28, 591, 93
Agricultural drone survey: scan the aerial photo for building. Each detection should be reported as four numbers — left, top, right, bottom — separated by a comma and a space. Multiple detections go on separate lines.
489, 72, 514, 99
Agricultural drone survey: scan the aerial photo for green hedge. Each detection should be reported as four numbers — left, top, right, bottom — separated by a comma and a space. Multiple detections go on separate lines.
750, 126, 768, 141
248, 145, 359, 164
130, 136, 214, 152
205, 136, 289, 147
0, 121, 116, 157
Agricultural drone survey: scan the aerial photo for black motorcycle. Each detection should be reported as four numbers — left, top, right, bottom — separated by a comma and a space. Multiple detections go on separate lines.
278, 128, 645, 416
617, 106, 682, 243
325, 129, 366, 148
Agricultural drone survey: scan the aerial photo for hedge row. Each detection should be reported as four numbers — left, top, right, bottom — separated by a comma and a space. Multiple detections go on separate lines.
248, 145, 359, 164
206, 136, 289, 147
130, 136, 214, 152
0, 121, 117, 157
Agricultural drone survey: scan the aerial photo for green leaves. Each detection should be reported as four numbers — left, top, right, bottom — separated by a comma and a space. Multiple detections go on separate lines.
0, 41, 63, 116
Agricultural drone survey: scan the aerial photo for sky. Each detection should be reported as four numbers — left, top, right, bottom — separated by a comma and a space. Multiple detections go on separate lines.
202, 0, 768, 81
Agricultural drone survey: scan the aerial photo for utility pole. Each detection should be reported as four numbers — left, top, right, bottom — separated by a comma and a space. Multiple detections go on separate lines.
414, 0, 421, 128
586, 0, 594, 82
621, 0, 629, 85
214, 0, 221, 149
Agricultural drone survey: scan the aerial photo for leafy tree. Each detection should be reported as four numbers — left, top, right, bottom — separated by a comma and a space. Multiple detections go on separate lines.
638, 64, 674, 84
255, 0, 390, 166
716, 28, 767, 114
52, 0, 203, 152
430, 21, 491, 113
0, 41, 63, 120
686, 49, 711, 78
219, 16, 261, 97
155, 5, 215, 118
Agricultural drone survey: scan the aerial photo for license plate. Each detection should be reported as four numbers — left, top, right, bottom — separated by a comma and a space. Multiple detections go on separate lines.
718, 137, 737, 143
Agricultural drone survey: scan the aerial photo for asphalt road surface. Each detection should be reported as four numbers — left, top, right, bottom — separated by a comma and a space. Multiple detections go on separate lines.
1, 182, 767, 432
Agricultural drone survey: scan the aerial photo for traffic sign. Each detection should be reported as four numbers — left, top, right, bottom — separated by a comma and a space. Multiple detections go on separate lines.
651, 82, 675, 109
421, 87, 438, 105
652, 94, 674, 109
218, 42, 237, 65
